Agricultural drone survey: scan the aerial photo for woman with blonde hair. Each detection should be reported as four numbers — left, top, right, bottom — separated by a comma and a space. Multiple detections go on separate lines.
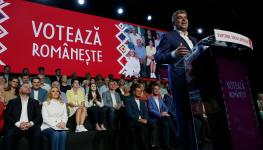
123, 49, 141, 78
41, 87, 68, 150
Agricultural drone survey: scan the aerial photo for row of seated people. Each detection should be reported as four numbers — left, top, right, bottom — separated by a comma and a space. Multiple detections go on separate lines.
0, 79, 176, 150
0, 65, 169, 92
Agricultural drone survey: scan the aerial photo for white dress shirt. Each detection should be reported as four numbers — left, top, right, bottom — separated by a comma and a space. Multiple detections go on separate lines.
33, 90, 39, 100
135, 98, 141, 119
15, 97, 32, 127
153, 96, 160, 112
177, 30, 194, 50
171, 30, 194, 58
41, 99, 68, 131
110, 91, 117, 106
41, 83, 51, 92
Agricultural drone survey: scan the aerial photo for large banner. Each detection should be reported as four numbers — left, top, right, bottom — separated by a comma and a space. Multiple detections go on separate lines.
0, 0, 165, 78
217, 58, 263, 150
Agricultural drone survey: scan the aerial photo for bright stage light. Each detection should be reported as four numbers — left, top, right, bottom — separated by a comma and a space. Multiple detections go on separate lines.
147, 15, 152, 21
197, 28, 203, 34
78, 0, 85, 5
117, 8, 124, 14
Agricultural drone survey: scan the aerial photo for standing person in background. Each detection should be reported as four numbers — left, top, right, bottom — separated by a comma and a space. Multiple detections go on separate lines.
146, 40, 157, 78
155, 10, 197, 150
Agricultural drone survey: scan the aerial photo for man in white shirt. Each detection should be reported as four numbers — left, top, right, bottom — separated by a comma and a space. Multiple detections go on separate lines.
4, 83, 42, 150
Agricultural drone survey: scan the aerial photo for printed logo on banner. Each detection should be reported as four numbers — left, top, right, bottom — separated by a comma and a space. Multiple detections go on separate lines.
115, 23, 130, 74
0, 1, 10, 66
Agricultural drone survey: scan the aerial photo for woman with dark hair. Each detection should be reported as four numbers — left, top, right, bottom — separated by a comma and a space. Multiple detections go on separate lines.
85, 83, 106, 130
66, 79, 87, 132
4, 76, 19, 105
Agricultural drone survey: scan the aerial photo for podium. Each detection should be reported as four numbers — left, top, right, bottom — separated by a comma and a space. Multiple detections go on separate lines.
185, 30, 263, 150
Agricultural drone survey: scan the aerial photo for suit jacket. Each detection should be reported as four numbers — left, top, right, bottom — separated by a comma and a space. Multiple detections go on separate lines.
102, 91, 122, 107
4, 97, 42, 129
147, 96, 169, 124
125, 97, 149, 123
155, 30, 197, 90
0, 101, 4, 132
30, 88, 48, 103
163, 94, 176, 118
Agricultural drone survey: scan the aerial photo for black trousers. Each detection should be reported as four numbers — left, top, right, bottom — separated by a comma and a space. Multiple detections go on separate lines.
129, 121, 152, 150
88, 106, 104, 125
4, 125, 41, 150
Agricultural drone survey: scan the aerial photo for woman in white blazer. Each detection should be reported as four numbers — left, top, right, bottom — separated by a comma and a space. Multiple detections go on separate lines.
41, 87, 68, 150
123, 49, 140, 78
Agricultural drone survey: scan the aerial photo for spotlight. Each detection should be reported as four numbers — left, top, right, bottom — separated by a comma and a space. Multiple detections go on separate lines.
197, 28, 203, 34
78, 0, 85, 5
147, 15, 152, 21
117, 8, 124, 15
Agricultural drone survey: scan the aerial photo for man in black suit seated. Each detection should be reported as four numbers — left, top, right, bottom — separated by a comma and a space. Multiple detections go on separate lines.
4, 83, 42, 150
125, 84, 152, 150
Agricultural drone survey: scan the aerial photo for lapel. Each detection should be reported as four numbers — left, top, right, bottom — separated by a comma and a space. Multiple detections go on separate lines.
16, 97, 22, 117
173, 30, 194, 51
108, 91, 113, 104
27, 98, 32, 120
151, 96, 160, 112
132, 97, 140, 112
38, 89, 42, 100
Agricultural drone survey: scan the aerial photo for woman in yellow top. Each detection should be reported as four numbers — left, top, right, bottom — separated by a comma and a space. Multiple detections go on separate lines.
146, 40, 157, 78
66, 79, 87, 132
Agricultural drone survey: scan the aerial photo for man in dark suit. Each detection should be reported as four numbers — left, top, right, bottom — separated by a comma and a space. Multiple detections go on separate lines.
147, 84, 176, 150
50, 68, 62, 83
30, 76, 48, 104
155, 10, 197, 150
126, 84, 152, 150
4, 83, 42, 150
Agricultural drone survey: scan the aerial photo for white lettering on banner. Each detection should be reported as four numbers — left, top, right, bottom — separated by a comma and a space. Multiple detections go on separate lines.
32, 43, 103, 65
31, 20, 103, 66
31, 20, 102, 46
214, 29, 253, 49
225, 80, 247, 99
